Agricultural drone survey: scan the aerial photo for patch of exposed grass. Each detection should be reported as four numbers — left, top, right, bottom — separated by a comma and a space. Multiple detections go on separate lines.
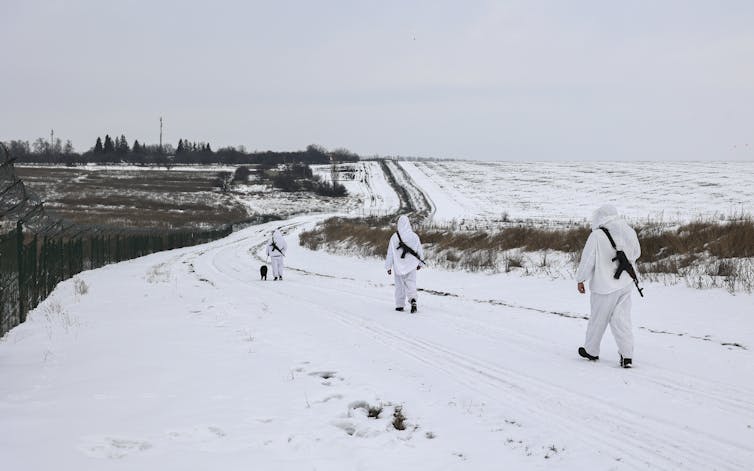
392, 406, 407, 431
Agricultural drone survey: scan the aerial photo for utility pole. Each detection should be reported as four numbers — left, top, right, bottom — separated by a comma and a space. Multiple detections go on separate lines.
330, 154, 338, 184
50, 129, 54, 153
159, 117, 163, 153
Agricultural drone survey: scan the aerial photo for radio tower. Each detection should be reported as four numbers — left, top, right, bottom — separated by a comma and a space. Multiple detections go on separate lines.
159, 117, 163, 153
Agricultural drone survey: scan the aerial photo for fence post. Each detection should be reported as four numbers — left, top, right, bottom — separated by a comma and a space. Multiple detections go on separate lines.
16, 221, 25, 324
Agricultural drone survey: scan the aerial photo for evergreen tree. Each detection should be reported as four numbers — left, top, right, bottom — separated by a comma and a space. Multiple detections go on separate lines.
94, 137, 103, 153
132, 140, 141, 154
103, 134, 115, 153
115, 134, 129, 154
176, 139, 184, 154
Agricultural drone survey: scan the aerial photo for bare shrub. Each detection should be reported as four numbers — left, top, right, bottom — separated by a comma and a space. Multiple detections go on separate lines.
392, 406, 407, 431
504, 254, 524, 273
74, 277, 89, 296
233, 166, 252, 183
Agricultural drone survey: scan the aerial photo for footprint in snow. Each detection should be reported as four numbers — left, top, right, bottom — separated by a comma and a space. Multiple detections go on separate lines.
78, 436, 152, 459
165, 425, 227, 444
309, 371, 338, 380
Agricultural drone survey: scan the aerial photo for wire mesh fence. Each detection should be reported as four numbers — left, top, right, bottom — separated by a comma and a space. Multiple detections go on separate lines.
0, 144, 232, 337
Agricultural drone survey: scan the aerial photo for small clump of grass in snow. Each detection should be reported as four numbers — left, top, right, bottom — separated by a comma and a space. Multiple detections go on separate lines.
392, 405, 407, 431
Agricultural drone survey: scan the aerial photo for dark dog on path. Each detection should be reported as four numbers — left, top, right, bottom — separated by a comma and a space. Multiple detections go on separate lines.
260, 264, 268, 280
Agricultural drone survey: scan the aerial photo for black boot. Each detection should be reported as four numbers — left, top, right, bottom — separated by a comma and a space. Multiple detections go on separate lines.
410, 298, 417, 313
578, 347, 599, 361
395, 307, 404, 312
620, 356, 632, 368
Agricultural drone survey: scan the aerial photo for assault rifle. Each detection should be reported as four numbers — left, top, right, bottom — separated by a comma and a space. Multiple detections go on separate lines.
271, 240, 284, 255
599, 227, 644, 297
396, 231, 426, 266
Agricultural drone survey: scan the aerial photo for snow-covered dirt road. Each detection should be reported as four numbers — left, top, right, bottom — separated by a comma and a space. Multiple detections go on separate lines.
1, 217, 753, 470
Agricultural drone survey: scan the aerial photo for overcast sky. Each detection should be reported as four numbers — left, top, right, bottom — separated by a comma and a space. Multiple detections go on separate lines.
2, 0, 753, 160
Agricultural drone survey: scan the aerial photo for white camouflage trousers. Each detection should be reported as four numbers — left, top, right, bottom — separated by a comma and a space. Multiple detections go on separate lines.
584, 284, 634, 358
394, 271, 417, 308
271, 256, 284, 279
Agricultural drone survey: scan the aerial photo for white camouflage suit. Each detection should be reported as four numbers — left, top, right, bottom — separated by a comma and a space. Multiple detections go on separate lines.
576, 205, 641, 359
266, 229, 288, 280
385, 215, 425, 309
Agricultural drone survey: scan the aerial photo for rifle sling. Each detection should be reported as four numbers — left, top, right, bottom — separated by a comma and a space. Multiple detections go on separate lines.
599, 227, 618, 250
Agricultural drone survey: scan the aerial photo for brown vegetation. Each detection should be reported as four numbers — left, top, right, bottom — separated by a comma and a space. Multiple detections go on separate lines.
300, 215, 754, 291
16, 166, 252, 229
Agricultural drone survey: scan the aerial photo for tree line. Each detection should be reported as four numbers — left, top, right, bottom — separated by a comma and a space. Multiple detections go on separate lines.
2, 135, 360, 166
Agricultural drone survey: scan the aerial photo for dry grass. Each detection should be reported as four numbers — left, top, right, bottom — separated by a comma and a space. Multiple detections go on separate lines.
16, 166, 252, 229
300, 216, 754, 291
300, 216, 590, 259
639, 219, 754, 261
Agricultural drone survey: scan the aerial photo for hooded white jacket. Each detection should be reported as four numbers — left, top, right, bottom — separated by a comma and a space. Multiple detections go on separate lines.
385, 215, 424, 276
576, 205, 641, 294
267, 229, 287, 257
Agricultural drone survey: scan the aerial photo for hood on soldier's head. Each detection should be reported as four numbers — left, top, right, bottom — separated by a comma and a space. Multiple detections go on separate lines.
272, 229, 284, 244
591, 205, 619, 230
397, 215, 412, 235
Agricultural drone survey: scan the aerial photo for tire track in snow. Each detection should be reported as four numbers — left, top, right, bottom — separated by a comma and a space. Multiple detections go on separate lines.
380, 160, 434, 218
320, 307, 749, 471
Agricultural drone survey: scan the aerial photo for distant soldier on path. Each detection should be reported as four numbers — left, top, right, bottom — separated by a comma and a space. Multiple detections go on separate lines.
385, 215, 425, 313
267, 229, 288, 281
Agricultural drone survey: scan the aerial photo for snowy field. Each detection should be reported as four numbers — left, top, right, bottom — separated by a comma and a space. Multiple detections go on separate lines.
1, 216, 753, 470
310, 161, 400, 216
400, 161, 754, 225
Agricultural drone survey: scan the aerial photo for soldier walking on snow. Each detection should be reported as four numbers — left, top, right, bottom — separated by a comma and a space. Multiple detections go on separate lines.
385, 215, 425, 313
266, 229, 288, 281
576, 205, 642, 368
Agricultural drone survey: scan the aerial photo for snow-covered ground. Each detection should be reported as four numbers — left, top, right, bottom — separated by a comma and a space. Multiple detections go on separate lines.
2, 216, 753, 470
311, 161, 401, 217
401, 161, 754, 225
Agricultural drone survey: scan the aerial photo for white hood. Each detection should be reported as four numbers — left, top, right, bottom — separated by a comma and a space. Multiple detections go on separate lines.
272, 229, 285, 247
591, 205, 619, 230
397, 215, 413, 239
590, 205, 640, 260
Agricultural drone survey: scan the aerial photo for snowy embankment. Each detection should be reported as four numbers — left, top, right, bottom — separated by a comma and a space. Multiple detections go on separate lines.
1, 216, 753, 470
